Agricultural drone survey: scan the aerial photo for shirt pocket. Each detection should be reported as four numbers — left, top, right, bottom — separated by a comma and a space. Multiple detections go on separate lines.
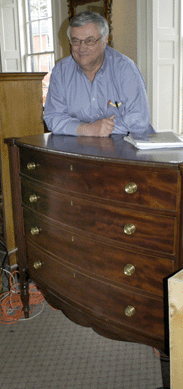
106, 102, 124, 118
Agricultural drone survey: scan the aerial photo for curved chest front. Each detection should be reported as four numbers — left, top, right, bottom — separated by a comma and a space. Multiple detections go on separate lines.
8, 135, 183, 352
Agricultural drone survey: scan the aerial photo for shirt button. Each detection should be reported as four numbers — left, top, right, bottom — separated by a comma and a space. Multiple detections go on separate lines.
92, 97, 95, 101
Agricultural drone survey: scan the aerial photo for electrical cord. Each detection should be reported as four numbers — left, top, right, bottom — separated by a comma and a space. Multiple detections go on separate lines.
153, 347, 169, 361
0, 271, 45, 324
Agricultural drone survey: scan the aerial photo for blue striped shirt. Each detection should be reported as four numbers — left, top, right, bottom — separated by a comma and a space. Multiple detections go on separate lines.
44, 45, 154, 136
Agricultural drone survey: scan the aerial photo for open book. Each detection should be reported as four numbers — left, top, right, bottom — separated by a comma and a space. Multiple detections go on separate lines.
124, 131, 183, 150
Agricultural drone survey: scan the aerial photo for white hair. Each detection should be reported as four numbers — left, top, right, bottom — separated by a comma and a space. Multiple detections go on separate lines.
67, 11, 109, 42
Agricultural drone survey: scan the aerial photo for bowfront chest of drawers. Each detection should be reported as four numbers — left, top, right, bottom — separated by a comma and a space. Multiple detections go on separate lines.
7, 134, 183, 351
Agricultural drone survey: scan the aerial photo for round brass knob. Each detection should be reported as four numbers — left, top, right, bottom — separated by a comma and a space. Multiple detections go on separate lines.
33, 260, 42, 270
27, 162, 37, 170
29, 194, 39, 203
125, 305, 136, 317
30, 226, 40, 236
125, 182, 137, 194
124, 264, 135, 276
124, 223, 136, 235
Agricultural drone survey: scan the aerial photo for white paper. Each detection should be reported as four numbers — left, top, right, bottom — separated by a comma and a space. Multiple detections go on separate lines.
124, 131, 183, 150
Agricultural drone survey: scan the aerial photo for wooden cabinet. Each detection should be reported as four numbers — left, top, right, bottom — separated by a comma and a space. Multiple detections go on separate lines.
0, 73, 45, 273
7, 133, 183, 351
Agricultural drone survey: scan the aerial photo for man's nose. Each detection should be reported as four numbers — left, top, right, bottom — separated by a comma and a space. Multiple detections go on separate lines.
78, 40, 87, 50
79, 40, 86, 47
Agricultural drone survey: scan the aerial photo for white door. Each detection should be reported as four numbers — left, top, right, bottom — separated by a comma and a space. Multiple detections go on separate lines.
152, 0, 182, 133
0, 0, 21, 71
137, 0, 182, 134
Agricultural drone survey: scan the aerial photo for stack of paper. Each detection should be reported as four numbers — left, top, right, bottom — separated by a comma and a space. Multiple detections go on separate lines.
124, 131, 183, 150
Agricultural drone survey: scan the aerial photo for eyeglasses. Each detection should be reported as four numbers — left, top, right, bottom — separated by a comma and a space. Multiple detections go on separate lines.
70, 36, 102, 46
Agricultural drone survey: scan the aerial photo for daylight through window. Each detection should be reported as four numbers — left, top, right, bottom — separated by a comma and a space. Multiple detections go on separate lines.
25, 0, 54, 104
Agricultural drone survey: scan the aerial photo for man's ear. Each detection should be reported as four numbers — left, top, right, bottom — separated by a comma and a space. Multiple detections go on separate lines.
103, 34, 109, 48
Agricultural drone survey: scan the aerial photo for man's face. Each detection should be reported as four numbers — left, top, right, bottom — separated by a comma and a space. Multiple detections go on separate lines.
70, 23, 108, 71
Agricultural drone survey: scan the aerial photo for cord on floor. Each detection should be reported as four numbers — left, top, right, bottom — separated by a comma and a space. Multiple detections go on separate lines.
0, 271, 45, 324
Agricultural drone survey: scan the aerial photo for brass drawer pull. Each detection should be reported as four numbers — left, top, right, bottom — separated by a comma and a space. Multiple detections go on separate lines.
124, 223, 136, 235
29, 194, 39, 203
33, 260, 42, 270
124, 264, 135, 276
125, 182, 137, 194
30, 226, 40, 236
27, 162, 40, 170
27, 162, 37, 170
125, 305, 136, 317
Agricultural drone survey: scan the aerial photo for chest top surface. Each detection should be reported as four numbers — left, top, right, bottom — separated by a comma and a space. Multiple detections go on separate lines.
14, 133, 183, 168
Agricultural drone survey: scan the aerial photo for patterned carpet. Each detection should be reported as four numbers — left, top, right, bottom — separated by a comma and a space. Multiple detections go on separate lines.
0, 300, 164, 389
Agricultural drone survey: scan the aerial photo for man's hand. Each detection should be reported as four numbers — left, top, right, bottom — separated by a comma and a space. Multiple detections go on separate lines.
77, 115, 115, 137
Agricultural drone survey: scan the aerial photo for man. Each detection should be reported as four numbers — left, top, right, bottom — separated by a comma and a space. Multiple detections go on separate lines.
44, 11, 154, 137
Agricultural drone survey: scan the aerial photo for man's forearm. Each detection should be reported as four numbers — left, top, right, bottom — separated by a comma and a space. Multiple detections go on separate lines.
77, 116, 115, 137
77, 123, 93, 136
44, 112, 81, 136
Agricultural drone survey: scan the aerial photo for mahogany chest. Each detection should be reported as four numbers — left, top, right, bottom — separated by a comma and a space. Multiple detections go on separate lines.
7, 134, 183, 351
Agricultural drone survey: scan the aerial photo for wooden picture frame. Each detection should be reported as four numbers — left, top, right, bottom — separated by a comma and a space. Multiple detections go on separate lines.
67, 0, 113, 46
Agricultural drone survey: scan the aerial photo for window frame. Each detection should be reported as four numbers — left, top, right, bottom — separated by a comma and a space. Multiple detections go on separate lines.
23, 0, 55, 73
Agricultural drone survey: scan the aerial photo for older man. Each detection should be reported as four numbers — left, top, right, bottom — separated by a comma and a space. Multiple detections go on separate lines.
44, 11, 154, 137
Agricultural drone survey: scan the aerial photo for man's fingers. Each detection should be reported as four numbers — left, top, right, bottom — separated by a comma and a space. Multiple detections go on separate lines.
105, 115, 115, 126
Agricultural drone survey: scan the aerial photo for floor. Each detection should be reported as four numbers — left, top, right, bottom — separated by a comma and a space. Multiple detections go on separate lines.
0, 299, 166, 389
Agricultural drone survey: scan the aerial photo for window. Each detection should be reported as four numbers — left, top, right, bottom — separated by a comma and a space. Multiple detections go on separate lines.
25, 0, 55, 104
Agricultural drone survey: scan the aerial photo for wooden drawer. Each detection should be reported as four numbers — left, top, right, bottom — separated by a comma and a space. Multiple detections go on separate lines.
26, 242, 164, 338
19, 147, 179, 211
24, 209, 173, 296
22, 179, 176, 254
